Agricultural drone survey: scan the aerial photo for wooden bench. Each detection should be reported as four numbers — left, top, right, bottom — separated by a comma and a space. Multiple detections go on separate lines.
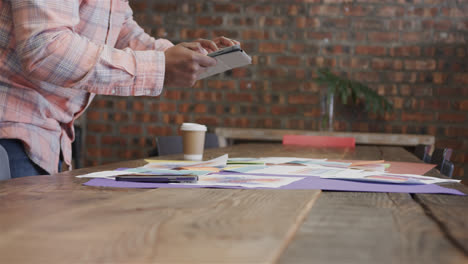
214, 127, 435, 149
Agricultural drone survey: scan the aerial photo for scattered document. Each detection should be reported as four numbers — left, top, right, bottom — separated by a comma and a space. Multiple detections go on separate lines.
144, 154, 228, 169
322, 172, 461, 185
227, 165, 348, 177
181, 174, 304, 188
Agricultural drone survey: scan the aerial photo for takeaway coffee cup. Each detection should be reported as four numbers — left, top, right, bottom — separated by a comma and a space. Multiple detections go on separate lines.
180, 123, 207, 161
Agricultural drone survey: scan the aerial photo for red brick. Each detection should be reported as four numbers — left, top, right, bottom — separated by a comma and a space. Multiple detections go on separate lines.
86, 135, 97, 145
226, 93, 254, 102
151, 102, 176, 112
276, 56, 301, 66
343, 5, 370, 16
296, 17, 320, 28
113, 113, 129, 122
153, 3, 177, 12
401, 32, 432, 43
194, 91, 223, 101
147, 126, 173, 136
132, 113, 154, 123
308, 57, 337, 68
197, 17, 223, 26
231, 68, 251, 78
102, 136, 125, 145
355, 46, 386, 56
223, 117, 250, 128
422, 20, 452, 30
87, 111, 101, 121
214, 4, 240, 13
259, 68, 287, 78
242, 30, 269, 40
368, 32, 399, 43
309, 5, 341, 16
259, 43, 286, 53
260, 17, 287, 27
371, 58, 403, 71
441, 8, 466, 18
324, 0, 353, 4
306, 32, 332, 40
404, 59, 436, 71
438, 113, 466, 122
193, 104, 207, 114
340, 58, 370, 70
376, 6, 405, 17
453, 74, 468, 84
207, 80, 236, 90
401, 113, 434, 122
460, 100, 468, 111
290, 44, 305, 53
288, 95, 319, 105
195, 117, 219, 126
271, 106, 298, 115
119, 125, 142, 135
133, 101, 144, 111
246, 5, 273, 14
389, 46, 421, 57
407, 7, 438, 17
88, 124, 113, 133
320, 18, 350, 28
180, 29, 208, 39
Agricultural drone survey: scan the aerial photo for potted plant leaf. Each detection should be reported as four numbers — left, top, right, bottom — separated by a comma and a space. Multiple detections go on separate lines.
314, 68, 393, 131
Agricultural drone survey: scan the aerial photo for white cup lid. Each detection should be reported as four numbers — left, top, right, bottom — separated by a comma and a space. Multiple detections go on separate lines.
180, 123, 207, 131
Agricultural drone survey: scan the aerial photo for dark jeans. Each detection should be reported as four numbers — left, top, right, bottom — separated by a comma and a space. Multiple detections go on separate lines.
0, 139, 53, 178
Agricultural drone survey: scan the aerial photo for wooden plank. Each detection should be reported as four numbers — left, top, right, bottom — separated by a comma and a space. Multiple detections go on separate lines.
214, 127, 435, 147
0, 187, 320, 263
278, 191, 468, 264
279, 146, 468, 264
414, 192, 468, 255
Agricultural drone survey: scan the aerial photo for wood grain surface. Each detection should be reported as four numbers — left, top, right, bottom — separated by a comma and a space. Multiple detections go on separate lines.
0, 144, 466, 264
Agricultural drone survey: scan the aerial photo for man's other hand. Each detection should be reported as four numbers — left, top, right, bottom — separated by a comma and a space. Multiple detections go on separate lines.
163, 42, 217, 87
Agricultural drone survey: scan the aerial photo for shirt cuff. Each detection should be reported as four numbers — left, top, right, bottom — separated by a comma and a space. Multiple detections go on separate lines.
132, 50, 165, 96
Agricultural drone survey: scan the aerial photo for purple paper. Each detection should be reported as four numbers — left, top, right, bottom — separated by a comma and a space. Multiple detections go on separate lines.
84, 172, 466, 195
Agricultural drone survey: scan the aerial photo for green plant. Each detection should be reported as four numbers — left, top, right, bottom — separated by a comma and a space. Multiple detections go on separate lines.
314, 68, 393, 115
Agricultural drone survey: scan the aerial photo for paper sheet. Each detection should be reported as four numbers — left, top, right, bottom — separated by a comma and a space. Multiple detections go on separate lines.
83, 176, 466, 195
180, 174, 303, 188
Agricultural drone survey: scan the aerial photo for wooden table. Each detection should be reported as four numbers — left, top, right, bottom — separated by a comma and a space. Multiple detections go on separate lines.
0, 144, 467, 263
214, 127, 436, 149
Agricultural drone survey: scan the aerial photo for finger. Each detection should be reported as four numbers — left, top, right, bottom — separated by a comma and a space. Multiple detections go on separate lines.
214, 36, 236, 47
181, 42, 208, 55
193, 52, 217, 67
196, 39, 218, 53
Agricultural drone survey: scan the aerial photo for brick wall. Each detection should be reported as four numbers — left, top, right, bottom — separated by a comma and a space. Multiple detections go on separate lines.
83, 0, 468, 179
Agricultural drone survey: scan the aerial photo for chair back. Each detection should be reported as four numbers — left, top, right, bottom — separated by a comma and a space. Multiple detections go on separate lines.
414, 144, 431, 163
204, 133, 220, 149
153, 133, 220, 157
440, 160, 454, 178
0, 145, 11, 181
282, 135, 356, 148
431, 148, 452, 170
156, 136, 183, 156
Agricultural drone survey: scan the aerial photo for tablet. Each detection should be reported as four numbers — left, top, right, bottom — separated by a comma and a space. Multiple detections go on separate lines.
207, 45, 242, 58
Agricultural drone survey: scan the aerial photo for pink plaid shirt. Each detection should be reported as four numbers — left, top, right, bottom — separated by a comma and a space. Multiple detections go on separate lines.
0, 0, 173, 174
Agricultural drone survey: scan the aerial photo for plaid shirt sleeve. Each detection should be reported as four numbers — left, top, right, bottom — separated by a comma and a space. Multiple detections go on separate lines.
12, 0, 168, 97
115, 1, 174, 52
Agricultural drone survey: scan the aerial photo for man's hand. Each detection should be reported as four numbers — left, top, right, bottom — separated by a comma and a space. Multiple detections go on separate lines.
164, 42, 217, 87
194, 36, 241, 53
